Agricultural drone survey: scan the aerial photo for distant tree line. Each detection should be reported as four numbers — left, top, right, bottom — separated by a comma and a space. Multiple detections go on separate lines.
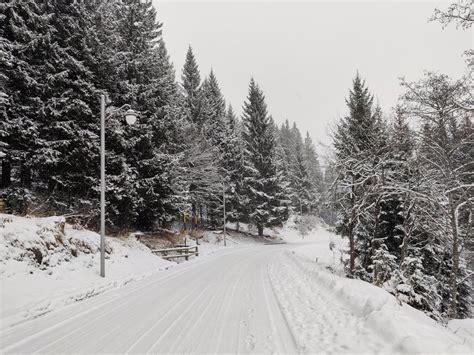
0, 0, 323, 236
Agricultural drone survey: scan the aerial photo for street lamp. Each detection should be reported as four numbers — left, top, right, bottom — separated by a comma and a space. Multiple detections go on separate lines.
223, 182, 226, 247
222, 182, 235, 247
100, 94, 138, 277
125, 109, 138, 125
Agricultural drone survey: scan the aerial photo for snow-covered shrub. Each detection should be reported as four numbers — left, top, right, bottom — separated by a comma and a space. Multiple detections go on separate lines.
371, 241, 397, 287
5, 187, 37, 215
394, 255, 441, 320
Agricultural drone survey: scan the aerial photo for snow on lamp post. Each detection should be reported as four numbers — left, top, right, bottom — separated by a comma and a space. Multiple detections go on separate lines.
100, 94, 138, 278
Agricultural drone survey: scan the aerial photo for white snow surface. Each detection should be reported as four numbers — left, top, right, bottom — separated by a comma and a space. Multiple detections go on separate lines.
0, 214, 173, 329
0, 214, 472, 354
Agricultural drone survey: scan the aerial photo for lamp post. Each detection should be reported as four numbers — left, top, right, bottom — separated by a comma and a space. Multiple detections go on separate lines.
100, 94, 138, 277
223, 182, 226, 247
222, 182, 235, 247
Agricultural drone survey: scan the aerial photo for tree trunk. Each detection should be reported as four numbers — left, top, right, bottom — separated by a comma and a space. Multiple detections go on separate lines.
20, 162, 31, 187
199, 205, 203, 227
1, 158, 11, 188
448, 194, 459, 319
257, 225, 263, 237
400, 198, 414, 264
349, 175, 356, 274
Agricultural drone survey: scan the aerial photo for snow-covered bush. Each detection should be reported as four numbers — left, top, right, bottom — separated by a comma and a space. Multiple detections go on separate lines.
394, 255, 441, 320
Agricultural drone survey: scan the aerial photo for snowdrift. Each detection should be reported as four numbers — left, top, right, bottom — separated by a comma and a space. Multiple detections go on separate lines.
277, 220, 473, 353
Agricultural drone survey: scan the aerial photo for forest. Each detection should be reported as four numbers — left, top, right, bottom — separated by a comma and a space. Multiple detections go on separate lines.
0, 0, 472, 322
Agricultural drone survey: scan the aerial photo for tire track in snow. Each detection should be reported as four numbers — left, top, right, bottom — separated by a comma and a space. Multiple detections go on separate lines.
34, 257, 218, 354
212, 253, 251, 354
268, 251, 391, 353
162, 253, 252, 353
1, 247, 246, 353
262, 259, 300, 353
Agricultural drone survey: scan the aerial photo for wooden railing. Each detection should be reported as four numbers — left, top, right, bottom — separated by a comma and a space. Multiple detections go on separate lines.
151, 245, 199, 261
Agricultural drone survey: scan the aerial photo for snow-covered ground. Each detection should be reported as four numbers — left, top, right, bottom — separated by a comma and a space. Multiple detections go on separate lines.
1, 214, 472, 353
274, 217, 473, 353
0, 214, 177, 329
0, 214, 261, 331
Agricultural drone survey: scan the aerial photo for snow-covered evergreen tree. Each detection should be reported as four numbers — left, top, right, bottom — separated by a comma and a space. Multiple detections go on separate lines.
241, 79, 286, 236
398, 72, 473, 319
201, 70, 227, 145
289, 124, 312, 215
303, 132, 323, 212
0, 0, 49, 191
332, 73, 380, 275
181, 46, 202, 126
221, 105, 246, 225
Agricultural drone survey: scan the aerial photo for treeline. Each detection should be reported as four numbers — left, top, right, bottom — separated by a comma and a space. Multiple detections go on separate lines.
329, 64, 472, 320
327, 0, 473, 321
0, 0, 322, 234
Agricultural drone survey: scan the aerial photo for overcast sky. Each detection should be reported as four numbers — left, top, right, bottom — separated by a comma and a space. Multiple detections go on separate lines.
153, 0, 471, 150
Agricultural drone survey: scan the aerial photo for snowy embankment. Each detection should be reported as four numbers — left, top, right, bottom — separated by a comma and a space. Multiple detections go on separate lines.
273, 218, 473, 353
0, 214, 175, 329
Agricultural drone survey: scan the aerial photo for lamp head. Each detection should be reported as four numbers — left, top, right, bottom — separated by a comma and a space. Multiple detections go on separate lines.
124, 109, 138, 125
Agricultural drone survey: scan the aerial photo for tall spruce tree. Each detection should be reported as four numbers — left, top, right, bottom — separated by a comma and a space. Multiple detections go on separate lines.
201, 70, 227, 147
290, 124, 312, 215
198, 70, 228, 227
241, 79, 285, 236
35, 0, 99, 206
332, 73, 380, 275
221, 105, 246, 225
303, 132, 323, 213
0, 0, 49, 194
181, 46, 202, 125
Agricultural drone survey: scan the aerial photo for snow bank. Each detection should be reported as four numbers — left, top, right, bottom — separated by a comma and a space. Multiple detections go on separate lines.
0, 214, 172, 329
271, 220, 471, 353
448, 319, 474, 349
279, 216, 347, 274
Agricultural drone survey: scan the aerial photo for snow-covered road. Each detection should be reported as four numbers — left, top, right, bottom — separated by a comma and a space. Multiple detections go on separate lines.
1, 245, 299, 353
0, 240, 470, 354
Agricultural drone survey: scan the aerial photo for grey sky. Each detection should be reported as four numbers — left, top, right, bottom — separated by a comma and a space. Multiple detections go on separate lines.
153, 0, 471, 150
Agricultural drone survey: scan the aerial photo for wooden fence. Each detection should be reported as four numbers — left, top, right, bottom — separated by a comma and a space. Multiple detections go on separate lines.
151, 245, 199, 261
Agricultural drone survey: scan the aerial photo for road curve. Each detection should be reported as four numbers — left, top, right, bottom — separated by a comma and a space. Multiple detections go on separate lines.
0, 245, 299, 354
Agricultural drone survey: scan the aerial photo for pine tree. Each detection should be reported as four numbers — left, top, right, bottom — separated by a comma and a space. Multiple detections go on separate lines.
181, 46, 202, 125
302, 131, 322, 213
0, 0, 49, 191
201, 70, 227, 147
242, 79, 286, 236
197, 70, 228, 227
276, 120, 297, 213
332, 73, 380, 275
115, 0, 183, 229
34, 0, 99, 204
221, 105, 246, 224
289, 124, 312, 215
